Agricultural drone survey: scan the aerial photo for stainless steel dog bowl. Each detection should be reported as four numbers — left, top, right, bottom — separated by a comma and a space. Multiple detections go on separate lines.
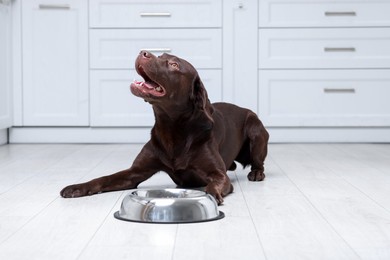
114, 189, 224, 224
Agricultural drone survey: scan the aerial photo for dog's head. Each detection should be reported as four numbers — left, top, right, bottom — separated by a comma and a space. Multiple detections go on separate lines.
131, 51, 212, 118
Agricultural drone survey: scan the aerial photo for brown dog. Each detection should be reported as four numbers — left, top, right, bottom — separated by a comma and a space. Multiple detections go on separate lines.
60, 51, 269, 204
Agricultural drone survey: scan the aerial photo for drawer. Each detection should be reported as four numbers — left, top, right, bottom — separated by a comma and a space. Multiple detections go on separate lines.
258, 70, 390, 127
259, 28, 390, 69
90, 29, 222, 69
90, 0, 221, 28
90, 70, 222, 127
259, 0, 390, 28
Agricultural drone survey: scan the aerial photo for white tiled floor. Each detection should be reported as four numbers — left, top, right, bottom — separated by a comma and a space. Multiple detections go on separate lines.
1, 143, 390, 259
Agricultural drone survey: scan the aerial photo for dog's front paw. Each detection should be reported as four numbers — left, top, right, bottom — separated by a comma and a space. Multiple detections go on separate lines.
247, 170, 265, 182
60, 184, 92, 198
205, 185, 224, 205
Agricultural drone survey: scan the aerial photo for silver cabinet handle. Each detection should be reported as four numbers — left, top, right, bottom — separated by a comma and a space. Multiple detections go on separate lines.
140, 12, 171, 17
324, 47, 356, 52
141, 48, 172, 53
324, 88, 356, 93
325, 11, 356, 16
39, 4, 70, 10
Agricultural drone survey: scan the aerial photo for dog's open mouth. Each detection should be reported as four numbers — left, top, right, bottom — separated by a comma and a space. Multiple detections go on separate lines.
130, 66, 166, 98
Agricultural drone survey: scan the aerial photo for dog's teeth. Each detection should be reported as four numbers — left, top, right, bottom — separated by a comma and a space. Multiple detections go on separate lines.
134, 80, 142, 86
156, 86, 162, 92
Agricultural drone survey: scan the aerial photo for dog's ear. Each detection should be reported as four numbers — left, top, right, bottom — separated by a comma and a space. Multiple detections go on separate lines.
191, 75, 214, 122
191, 75, 208, 110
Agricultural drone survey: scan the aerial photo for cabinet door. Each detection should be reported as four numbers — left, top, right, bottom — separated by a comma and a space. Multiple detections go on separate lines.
222, 0, 258, 113
90, 70, 153, 127
90, 29, 222, 69
89, 0, 222, 28
22, 0, 88, 126
90, 70, 222, 127
259, 69, 390, 127
259, 0, 390, 28
259, 28, 390, 69
0, 2, 12, 129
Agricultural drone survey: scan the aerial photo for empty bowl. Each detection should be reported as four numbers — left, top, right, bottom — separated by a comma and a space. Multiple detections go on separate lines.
114, 188, 225, 224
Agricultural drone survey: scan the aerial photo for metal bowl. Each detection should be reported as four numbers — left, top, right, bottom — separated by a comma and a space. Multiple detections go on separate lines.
114, 188, 224, 224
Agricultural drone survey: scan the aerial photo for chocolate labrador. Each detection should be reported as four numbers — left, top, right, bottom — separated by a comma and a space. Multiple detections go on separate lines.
60, 51, 269, 204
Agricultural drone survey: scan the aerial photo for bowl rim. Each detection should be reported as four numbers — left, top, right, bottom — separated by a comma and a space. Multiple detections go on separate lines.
113, 210, 225, 224
129, 188, 208, 200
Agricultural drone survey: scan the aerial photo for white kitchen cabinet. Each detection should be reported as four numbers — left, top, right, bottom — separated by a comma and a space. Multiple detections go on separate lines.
22, 0, 88, 126
258, 0, 390, 133
8, 0, 390, 143
0, 1, 12, 130
89, 0, 223, 128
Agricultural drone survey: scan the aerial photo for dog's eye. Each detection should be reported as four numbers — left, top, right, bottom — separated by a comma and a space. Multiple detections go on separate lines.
169, 62, 179, 69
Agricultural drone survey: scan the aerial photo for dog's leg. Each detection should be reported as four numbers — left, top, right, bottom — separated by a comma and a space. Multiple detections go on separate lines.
60, 142, 162, 198
60, 167, 157, 198
205, 170, 233, 205
245, 113, 269, 182
228, 162, 237, 171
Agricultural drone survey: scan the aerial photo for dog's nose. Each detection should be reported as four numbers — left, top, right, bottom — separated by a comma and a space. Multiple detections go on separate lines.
140, 50, 151, 59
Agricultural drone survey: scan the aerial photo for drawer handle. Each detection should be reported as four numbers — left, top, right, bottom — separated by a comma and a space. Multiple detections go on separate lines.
39, 4, 70, 10
141, 48, 172, 53
325, 11, 356, 16
324, 47, 356, 52
140, 12, 171, 17
324, 88, 356, 93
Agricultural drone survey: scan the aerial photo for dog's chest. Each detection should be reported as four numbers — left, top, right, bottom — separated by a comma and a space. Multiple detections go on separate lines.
162, 152, 191, 172
153, 127, 212, 172
165, 158, 208, 187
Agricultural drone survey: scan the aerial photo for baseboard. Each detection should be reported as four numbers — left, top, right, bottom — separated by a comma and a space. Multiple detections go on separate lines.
9, 127, 151, 143
8, 127, 390, 143
268, 127, 390, 143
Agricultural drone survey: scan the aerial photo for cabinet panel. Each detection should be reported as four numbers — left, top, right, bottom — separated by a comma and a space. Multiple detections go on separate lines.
222, 0, 259, 114
259, 0, 390, 28
259, 28, 390, 69
90, 70, 221, 127
0, 2, 12, 129
90, 29, 222, 69
90, 0, 222, 28
259, 70, 390, 127
22, 0, 89, 126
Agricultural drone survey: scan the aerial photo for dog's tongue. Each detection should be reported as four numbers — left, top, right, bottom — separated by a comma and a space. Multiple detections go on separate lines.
133, 80, 163, 92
